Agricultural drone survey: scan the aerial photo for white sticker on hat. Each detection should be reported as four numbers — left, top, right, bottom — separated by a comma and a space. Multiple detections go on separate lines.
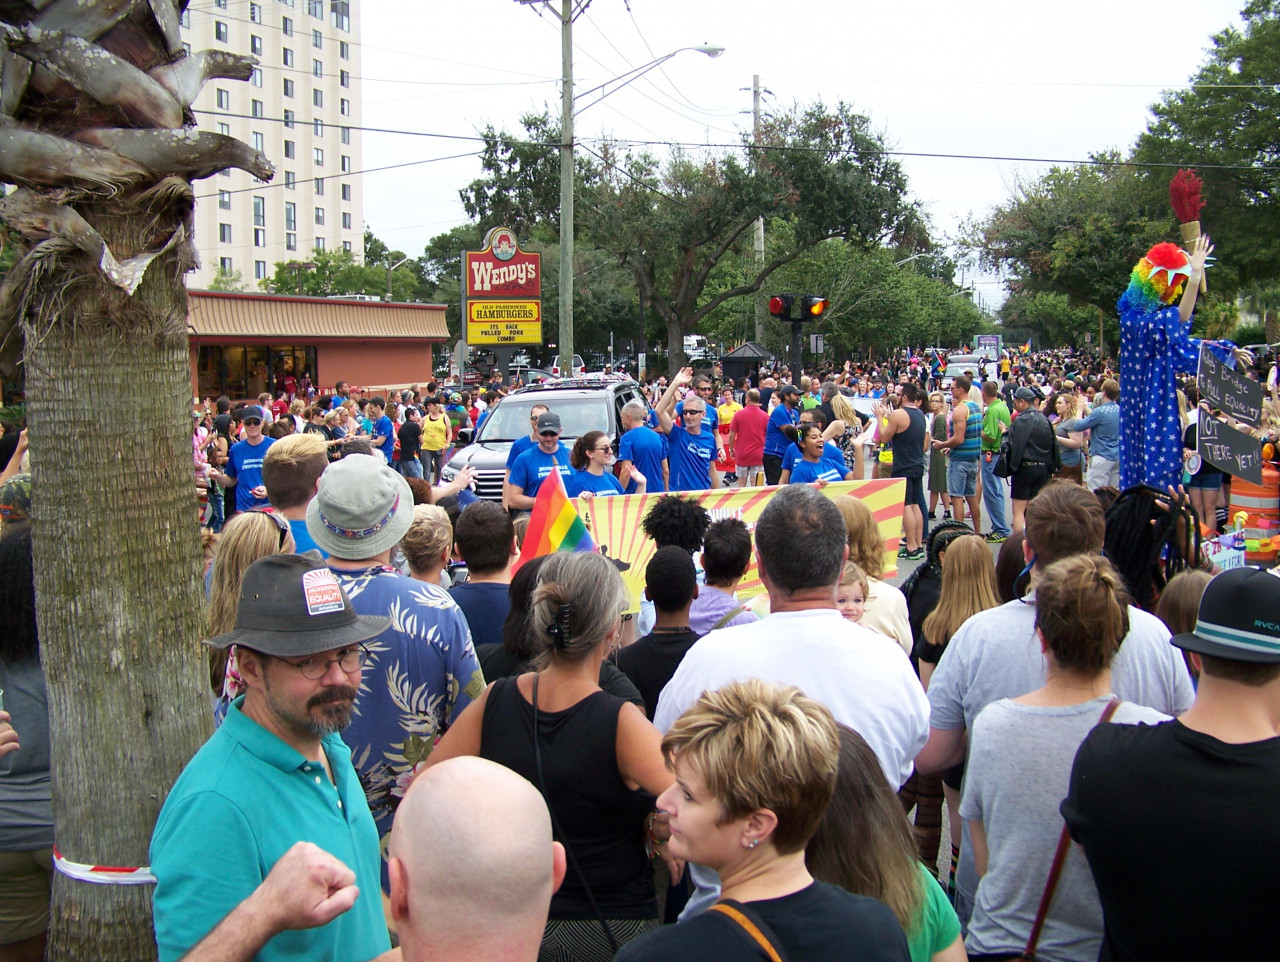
302, 568, 345, 616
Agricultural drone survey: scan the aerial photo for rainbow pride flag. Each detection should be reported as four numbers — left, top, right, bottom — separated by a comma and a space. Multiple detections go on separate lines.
513, 468, 597, 573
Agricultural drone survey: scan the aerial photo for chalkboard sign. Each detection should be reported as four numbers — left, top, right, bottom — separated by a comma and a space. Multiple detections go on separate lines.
1198, 345, 1263, 427
1198, 413, 1263, 485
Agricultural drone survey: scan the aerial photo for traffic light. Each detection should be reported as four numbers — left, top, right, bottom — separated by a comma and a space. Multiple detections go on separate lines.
801, 294, 829, 319
768, 293, 794, 320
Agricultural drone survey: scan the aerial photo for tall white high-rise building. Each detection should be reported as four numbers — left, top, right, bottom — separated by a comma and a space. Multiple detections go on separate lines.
181, 0, 363, 289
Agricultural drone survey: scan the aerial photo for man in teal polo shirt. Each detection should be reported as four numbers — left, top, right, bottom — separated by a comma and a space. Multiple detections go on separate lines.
150, 554, 392, 962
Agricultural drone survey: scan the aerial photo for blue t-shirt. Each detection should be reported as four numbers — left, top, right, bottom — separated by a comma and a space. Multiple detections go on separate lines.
617, 425, 667, 494
676, 400, 718, 431
506, 435, 536, 470
150, 700, 391, 962
565, 469, 624, 498
765, 404, 800, 457
370, 415, 395, 463
288, 518, 327, 558
782, 440, 843, 474
448, 581, 510, 649
224, 436, 275, 513
788, 456, 851, 484
330, 565, 484, 883
509, 443, 573, 498
665, 424, 716, 492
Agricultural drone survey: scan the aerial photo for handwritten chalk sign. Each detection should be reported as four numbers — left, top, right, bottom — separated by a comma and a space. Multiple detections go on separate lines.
1198, 345, 1263, 427
1198, 413, 1263, 485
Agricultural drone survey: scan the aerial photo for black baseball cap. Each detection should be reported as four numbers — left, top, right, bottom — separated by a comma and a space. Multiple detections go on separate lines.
779, 384, 802, 397
1172, 567, 1280, 664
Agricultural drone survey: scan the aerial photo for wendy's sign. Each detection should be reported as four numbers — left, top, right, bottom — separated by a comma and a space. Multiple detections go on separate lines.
465, 227, 541, 299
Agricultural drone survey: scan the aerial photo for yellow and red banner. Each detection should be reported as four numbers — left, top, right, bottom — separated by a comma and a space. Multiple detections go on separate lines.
584, 479, 906, 612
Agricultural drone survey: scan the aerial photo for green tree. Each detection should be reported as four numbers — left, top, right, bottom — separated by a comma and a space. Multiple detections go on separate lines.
263, 247, 418, 301
206, 266, 247, 292
998, 291, 1106, 351
462, 102, 919, 373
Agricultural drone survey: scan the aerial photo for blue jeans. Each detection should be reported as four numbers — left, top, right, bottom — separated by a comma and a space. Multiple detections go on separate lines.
206, 482, 225, 532
980, 451, 1009, 536
398, 457, 424, 479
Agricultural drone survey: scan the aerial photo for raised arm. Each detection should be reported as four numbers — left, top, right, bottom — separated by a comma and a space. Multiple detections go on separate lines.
655, 368, 692, 435
1179, 234, 1213, 325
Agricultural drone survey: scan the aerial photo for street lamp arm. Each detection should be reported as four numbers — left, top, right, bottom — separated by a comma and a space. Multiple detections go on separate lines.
574, 45, 724, 116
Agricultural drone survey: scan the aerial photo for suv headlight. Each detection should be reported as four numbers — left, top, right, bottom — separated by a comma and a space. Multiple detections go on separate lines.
441, 463, 459, 482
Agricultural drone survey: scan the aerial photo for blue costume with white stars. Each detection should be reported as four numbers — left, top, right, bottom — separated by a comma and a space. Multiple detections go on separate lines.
1117, 298, 1232, 492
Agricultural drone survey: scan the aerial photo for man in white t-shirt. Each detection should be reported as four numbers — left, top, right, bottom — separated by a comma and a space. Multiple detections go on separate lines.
916, 481, 1195, 928
654, 484, 929, 918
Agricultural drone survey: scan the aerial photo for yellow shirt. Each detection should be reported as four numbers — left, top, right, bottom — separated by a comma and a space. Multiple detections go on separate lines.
718, 401, 742, 423
421, 414, 449, 451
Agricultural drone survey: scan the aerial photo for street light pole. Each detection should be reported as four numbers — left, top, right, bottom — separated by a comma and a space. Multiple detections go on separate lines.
558, 0, 574, 377
386, 255, 411, 303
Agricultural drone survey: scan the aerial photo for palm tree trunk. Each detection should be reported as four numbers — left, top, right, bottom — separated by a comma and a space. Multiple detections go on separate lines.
24, 203, 211, 960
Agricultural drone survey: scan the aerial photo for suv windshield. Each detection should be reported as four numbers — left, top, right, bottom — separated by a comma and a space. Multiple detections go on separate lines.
477, 396, 612, 442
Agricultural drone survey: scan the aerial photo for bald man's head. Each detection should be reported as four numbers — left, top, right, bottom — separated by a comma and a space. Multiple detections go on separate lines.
388, 757, 565, 960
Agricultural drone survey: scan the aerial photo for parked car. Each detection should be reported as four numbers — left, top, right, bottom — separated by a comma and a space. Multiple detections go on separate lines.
548, 353, 586, 378
508, 365, 558, 386
938, 353, 986, 388
442, 377, 648, 502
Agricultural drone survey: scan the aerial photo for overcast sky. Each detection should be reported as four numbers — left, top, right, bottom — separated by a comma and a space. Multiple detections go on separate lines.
360, 0, 1246, 305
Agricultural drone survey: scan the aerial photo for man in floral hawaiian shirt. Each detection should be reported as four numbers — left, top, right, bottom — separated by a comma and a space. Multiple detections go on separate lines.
306, 454, 484, 886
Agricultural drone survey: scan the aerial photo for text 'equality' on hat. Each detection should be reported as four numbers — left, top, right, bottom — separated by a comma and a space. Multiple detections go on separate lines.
1173, 566, 1280, 664
306, 454, 415, 560
206, 553, 388, 656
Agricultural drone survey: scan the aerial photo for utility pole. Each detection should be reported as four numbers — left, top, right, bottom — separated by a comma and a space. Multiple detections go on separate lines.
753, 74, 766, 344
558, 0, 575, 377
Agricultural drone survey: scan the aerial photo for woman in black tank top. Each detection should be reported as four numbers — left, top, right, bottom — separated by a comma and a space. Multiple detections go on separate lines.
424, 551, 677, 961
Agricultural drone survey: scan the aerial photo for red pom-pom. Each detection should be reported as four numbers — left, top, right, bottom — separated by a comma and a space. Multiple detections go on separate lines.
1145, 242, 1188, 269
1170, 169, 1205, 222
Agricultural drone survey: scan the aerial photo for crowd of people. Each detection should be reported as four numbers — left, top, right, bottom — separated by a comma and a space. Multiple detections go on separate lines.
2, 341, 1280, 962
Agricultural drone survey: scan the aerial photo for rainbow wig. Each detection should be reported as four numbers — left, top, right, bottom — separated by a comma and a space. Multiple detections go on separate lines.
1118, 242, 1192, 315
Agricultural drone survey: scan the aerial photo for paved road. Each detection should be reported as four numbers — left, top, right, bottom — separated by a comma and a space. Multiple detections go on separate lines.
885, 481, 1015, 589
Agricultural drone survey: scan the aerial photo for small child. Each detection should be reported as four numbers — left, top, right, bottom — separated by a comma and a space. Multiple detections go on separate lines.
835, 561, 868, 623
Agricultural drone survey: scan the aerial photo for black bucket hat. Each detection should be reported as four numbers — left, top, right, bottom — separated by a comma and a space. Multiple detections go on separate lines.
206, 553, 389, 655
1172, 566, 1280, 664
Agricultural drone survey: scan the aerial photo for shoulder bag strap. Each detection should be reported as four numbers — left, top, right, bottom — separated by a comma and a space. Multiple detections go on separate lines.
710, 605, 748, 633
709, 900, 791, 962
1021, 697, 1122, 960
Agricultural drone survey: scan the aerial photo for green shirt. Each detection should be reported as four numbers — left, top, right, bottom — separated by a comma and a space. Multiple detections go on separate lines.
150, 698, 391, 962
982, 399, 1010, 452
907, 862, 962, 962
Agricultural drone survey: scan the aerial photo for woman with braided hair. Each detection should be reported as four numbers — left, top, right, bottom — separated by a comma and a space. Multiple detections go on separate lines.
424, 551, 676, 961
1102, 484, 1203, 613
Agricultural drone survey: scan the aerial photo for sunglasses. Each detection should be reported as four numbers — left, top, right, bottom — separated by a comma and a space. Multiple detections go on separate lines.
253, 509, 290, 550
244, 418, 262, 426
539, 430, 560, 438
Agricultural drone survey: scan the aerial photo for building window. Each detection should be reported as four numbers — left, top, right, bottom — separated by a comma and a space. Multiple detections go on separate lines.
250, 2, 262, 23
313, 177, 324, 195
217, 121, 231, 136
282, 16, 293, 36
330, 1, 350, 31
215, 21, 228, 43
252, 131, 264, 152
220, 256, 233, 273
182, 41, 190, 56
254, 228, 266, 248
250, 35, 263, 56
216, 88, 230, 109
251, 99, 264, 118
282, 47, 294, 67
219, 190, 232, 210
339, 69, 349, 88
220, 168, 231, 178
343, 240, 352, 252
285, 202, 297, 230
339, 40, 349, 59
315, 237, 325, 251
340, 183, 351, 201
341, 211, 351, 229
313, 119, 324, 137
283, 108, 295, 128
285, 170, 296, 189
179, 8, 189, 27
339, 98, 350, 116
215, 0, 226, 8
219, 223, 232, 243
286, 232, 297, 251
312, 89, 323, 107
313, 58, 323, 78
308, 0, 323, 17
253, 196, 266, 226
340, 126, 350, 145
340, 154, 350, 172
250, 68, 262, 88
255, 260, 267, 280
284, 140, 295, 159
283, 78, 294, 98
314, 207, 325, 225
312, 27, 323, 48
313, 147, 323, 166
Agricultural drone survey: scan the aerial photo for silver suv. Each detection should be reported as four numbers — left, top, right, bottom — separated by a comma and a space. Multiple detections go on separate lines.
441, 377, 649, 502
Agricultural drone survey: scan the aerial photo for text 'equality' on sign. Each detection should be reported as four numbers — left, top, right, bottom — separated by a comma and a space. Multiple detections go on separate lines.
1198, 344, 1263, 427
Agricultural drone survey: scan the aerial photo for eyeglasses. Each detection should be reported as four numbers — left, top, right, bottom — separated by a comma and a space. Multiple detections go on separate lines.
276, 645, 369, 680
252, 509, 290, 549
244, 418, 262, 426
594, 445, 612, 453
